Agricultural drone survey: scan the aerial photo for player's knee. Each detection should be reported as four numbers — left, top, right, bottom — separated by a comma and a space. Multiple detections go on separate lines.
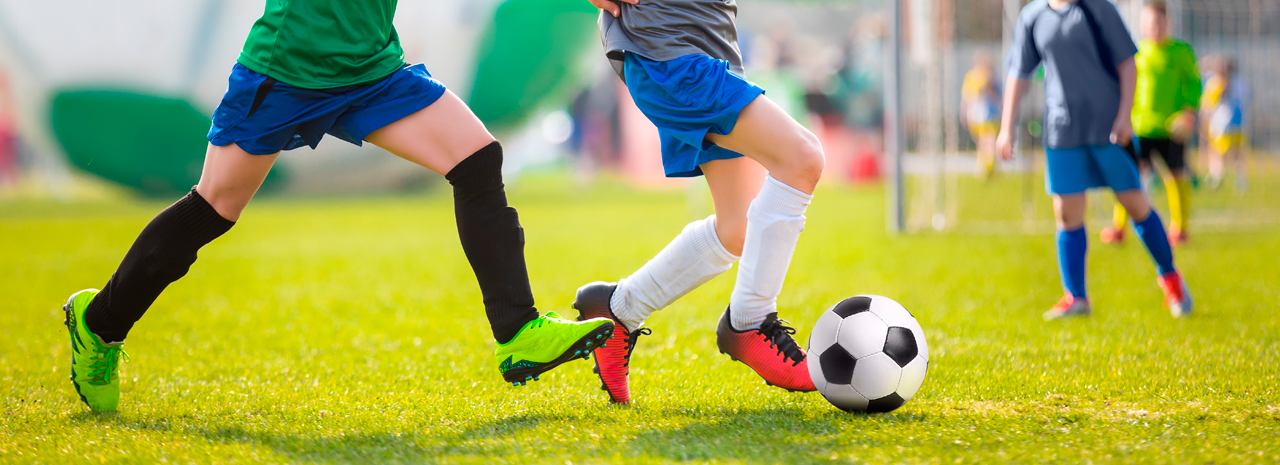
792, 130, 826, 183
198, 187, 250, 221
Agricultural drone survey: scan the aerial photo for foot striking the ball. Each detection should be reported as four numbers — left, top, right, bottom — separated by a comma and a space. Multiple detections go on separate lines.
716, 308, 816, 392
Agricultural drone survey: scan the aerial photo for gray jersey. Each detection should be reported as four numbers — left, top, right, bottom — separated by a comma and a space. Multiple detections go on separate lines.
599, 0, 743, 79
1006, 0, 1137, 148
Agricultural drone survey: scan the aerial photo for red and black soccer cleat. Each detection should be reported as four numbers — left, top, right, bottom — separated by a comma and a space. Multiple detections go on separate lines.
715, 308, 816, 392
1158, 271, 1193, 318
573, 282, 651, 404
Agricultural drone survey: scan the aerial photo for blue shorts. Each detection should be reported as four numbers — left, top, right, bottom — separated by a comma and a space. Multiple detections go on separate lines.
208, 63, 448, 155
623, 53, 765, 178
1044, 144, 1143, 195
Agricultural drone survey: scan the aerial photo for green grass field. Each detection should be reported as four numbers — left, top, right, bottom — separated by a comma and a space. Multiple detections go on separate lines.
2, 172, 1278, 464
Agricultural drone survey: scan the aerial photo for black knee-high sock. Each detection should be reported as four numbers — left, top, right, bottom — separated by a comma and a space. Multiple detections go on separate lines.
84, 188, 235, 342
446, 142, 539, 343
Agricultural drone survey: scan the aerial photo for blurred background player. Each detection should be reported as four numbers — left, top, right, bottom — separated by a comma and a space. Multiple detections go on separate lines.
997, 0, 1191, 321
61, 0, 615, 412
0, 67, 18, 188
961, 51, 1002, 180
575, 0, 826, 404
1201, 55, 1249, 192
1101, 0, 1200, 246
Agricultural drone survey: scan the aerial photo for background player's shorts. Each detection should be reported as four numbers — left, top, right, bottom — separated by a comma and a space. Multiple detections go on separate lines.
1128, 137, 1186, 171
623, 52, 765, 177
1044, 144, 1142, 195
968, 121, 999, 140
1210, 132, 1246, 155
208, 63, 447, 155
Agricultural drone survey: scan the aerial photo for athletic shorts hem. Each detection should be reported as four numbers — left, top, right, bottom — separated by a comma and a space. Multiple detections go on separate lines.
207, 63, 448, 155
1045, 144, 1143, 195
623, 53, 766, 178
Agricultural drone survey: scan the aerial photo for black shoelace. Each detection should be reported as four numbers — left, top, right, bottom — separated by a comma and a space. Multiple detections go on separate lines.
622, 328, 652, 368
759, 318, 805, 366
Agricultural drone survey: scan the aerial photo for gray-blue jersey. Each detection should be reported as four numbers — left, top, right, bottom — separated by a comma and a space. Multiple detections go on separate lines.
599, 0, 743, 80
1006, 0, 1137, 148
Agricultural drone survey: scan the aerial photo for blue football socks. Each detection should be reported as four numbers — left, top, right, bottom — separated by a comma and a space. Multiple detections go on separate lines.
1056, 227, 1088, 299
1133, 209, 1176, 275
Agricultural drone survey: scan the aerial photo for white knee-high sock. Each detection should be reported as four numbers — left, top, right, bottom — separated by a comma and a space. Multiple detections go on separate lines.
730, 175, 813, 330
611, 215, 739, 331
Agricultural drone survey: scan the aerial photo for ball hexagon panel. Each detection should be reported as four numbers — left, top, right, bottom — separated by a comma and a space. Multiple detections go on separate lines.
870, 300, 928, 361
882, 326, 918, 367
866, 392, 906, 413
897, 356, 929, 401
849, 352, 902, 400
807, 310, 844, 356
821, 383, 869, 412
831, 296, 873, 318
818, 344, 857, 385
835, 312, 888, 359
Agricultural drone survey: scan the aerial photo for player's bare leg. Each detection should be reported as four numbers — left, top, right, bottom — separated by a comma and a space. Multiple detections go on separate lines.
197, 144, 281, 220
365, 90, 493, 175
1043, 193, 1093, 320
706, 95, 822, 391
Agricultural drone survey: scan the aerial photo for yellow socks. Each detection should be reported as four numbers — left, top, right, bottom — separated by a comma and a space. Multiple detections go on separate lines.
1166, 175, 1191, 231
1112, 203, 1128, 230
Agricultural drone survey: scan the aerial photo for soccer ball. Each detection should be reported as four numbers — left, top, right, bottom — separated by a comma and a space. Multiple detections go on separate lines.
808, 295, 928, 413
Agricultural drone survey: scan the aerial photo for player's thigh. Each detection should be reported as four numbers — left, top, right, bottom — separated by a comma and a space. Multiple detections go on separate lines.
704, 95, 824, 193
1159, 140, 1188, 175
364, 90, 495, 176
701, 157, 767, 255
196, 142, 279, 221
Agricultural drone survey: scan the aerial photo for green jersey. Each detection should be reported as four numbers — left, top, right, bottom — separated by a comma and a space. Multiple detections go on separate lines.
238, 0, 405, 89
1132, 38, 1201, 139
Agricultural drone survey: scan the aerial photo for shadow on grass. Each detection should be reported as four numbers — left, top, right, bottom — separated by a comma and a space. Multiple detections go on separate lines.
623, 406, 931, 464
79, 405, 929, 463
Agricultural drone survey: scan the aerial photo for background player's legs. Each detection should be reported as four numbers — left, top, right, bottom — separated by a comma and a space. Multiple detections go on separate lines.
1053, 194, 1089, 300
1230, 143, 1247, 191
84, 143, 277, 342
705, 96, 824, 330
1155, 141, 1191, 240
606, 157, 758, 331
1207, 151, 1226, 189
365, 90, 537, 343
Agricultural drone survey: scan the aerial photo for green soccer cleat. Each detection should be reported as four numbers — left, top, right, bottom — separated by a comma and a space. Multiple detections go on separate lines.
63, 289, 128, 412
495, 311, 614, 386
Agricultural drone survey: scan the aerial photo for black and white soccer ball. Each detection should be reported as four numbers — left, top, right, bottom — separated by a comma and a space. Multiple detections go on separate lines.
808, 295, 928, 413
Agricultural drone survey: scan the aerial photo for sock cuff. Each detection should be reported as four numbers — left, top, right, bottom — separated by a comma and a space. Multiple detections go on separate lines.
698, 215, 741, 264
754, 175, 812, 217
172, 188, 236, 244
1138, 209, 1162, 224
445, 141, 503, 187
1058, 225, 1087, 234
